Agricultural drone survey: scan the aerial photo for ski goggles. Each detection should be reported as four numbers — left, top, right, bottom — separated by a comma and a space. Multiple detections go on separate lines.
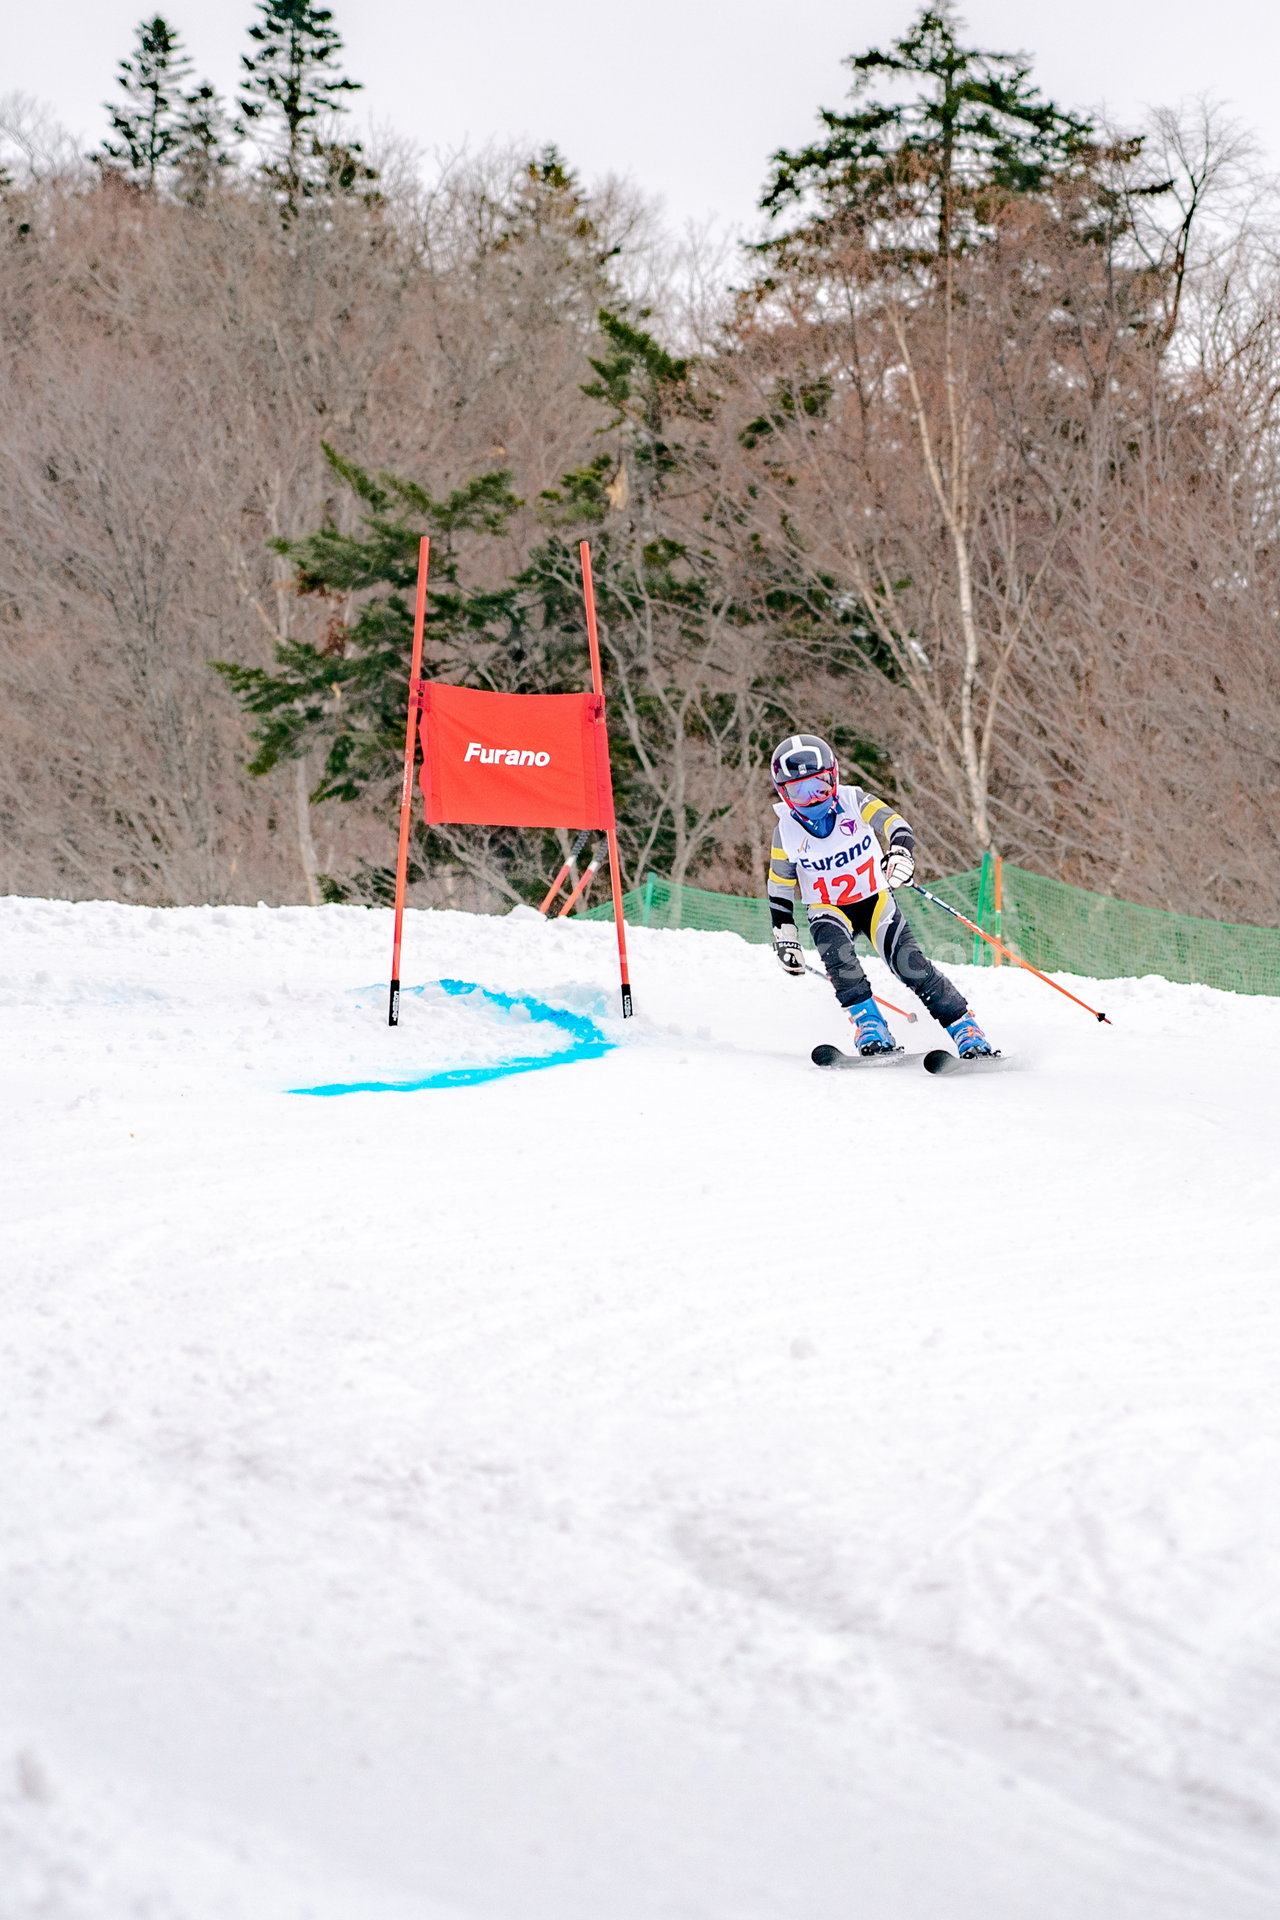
778, 771, 835, 806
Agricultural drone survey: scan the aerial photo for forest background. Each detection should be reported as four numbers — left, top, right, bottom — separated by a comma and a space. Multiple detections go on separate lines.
3, 0, 1279, 923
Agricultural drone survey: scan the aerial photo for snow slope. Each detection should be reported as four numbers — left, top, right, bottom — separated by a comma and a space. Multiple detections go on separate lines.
2, 894, 1279, 1920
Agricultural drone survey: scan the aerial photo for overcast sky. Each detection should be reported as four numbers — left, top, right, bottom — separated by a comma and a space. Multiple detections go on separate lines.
7, 0, 1280, 235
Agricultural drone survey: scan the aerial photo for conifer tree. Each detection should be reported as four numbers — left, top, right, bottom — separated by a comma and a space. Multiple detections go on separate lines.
171, 82, 236, 202
98, 14, 194, 190
237, 0, 365, 217
760, 2, 1093, 265
213, 448, 551, 902
496, 149, 612, 278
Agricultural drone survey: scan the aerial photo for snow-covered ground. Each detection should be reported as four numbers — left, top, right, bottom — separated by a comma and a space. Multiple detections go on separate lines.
2, 893, 1279, 1919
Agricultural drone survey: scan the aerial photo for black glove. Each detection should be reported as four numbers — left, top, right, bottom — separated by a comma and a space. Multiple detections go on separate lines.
773, 931, 805, 977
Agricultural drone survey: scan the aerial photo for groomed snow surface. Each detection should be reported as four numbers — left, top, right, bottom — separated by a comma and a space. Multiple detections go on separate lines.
3, 893, 1279, 1920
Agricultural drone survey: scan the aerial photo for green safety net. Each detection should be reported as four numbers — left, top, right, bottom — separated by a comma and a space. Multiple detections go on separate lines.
582, 857, 1280, 995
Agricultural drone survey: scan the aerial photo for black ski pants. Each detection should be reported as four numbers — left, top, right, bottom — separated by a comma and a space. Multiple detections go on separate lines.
809, 891, 967, 1027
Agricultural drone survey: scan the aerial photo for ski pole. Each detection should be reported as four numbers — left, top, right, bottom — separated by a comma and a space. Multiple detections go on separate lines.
800, 959, 917, 1023
538, 830, 590, 915
909, 882, 1111, 1024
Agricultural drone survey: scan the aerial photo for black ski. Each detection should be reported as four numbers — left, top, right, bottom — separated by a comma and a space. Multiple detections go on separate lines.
812, 1043, 906, 1070
922, 1048, 1006, 1075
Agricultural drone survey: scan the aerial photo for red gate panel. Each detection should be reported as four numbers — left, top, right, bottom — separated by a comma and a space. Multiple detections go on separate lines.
419, 683, 615, 829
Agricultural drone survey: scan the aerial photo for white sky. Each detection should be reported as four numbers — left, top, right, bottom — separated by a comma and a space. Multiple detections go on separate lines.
8, 0, 1280, 235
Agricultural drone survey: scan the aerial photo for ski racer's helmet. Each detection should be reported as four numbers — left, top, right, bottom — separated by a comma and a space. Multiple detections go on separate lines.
771, 734, 839, 834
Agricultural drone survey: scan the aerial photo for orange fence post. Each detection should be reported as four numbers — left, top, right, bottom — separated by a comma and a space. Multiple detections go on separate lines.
579, 541, 632, 1018
388, 536, 431, 1027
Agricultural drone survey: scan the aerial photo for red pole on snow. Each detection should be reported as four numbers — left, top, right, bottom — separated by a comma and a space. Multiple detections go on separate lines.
388, 536, 431, 1026
538, 858, 574, 915
538, 829, 590, 915
579, 541, 633, 1018
557, 844, 604, 917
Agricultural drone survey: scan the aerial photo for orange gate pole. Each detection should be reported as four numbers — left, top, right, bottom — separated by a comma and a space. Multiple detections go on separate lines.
538, 830, 590, 915
388, 536, 431, 1026
557, 843, 604, 917
578, 541, 633, 1018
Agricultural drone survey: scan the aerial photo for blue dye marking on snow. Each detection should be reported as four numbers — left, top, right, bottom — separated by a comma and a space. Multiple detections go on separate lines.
290, 978, 614, 1097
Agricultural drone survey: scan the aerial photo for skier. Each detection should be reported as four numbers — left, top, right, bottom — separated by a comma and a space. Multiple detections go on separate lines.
767, 734, 995, 1057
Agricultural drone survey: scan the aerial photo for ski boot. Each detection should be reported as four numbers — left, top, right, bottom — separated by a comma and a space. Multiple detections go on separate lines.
849, 999, 897, 1056
945, 1010, 995, 1058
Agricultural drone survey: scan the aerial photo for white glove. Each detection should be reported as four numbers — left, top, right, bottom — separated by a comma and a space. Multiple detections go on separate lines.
773, 931, 805, 977
884, 846, 915, 889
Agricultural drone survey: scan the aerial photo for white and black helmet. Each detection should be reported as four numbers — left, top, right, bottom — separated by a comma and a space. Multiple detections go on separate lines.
770, 734, 838, 790
770, 733, 841, 831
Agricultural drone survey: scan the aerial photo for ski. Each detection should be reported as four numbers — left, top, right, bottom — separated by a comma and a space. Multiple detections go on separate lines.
922, 1048, 1006, 1076
812, 1043, 907, 1070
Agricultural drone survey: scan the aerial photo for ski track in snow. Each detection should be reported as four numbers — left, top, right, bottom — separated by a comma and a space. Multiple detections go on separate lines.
1, 893, 1279, 1919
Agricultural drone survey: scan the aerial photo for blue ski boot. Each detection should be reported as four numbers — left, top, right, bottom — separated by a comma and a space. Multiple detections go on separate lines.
945, 1010, 994, 1058
849, 1000, 897, 1056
